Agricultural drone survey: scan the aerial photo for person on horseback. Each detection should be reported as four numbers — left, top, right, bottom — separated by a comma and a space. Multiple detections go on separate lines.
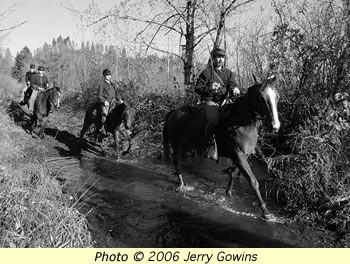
194, 47, 240, 160
28, 66, 50, 111
19, 64, 37, 106
23, 66, 50, 112
98, 68, 123, 136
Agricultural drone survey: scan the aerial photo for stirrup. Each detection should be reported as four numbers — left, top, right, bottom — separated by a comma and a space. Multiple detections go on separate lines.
205, 137, 218, 161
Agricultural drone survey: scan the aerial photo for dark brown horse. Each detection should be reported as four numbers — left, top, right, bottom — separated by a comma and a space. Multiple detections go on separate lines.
163, 76, 280, 220
79, 101, 135, 159
29, 86, 61, 138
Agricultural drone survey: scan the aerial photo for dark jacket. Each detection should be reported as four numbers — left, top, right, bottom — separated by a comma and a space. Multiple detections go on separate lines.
25, 71, 37, 85
97, 80, 121, 103
32, 74, 49, 89
195, 67, 238, 103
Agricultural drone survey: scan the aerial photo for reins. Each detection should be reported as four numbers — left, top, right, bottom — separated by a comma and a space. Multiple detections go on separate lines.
222, 85, 264, 129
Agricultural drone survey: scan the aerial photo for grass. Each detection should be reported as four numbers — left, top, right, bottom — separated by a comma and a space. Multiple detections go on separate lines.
0, 101, 93, 248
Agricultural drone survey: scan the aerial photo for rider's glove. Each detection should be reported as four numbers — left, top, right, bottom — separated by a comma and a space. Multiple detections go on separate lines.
211, 82, 221, 92
232, 87, 240, 96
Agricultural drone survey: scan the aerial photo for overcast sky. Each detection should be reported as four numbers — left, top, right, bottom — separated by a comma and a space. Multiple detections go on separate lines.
0, 0, 273, 56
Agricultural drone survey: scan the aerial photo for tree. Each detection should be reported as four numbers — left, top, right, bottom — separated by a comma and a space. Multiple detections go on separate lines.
78, 0, 256, 84
0, 48, 12, 74
11, 46, 33, 83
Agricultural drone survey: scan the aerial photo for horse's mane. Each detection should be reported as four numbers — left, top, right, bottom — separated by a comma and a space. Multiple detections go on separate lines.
221, 83, 263, 126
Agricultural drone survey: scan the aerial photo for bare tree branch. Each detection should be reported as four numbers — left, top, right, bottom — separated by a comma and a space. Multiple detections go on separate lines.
145, 22, 164, 54
225, 0, 255, 15
87, 14, 183, 35
165, 0, 187, 23
141, 40, 184, 61
224, 0, 238, 14
134, 13, 165, 41
0, 21, 27, 32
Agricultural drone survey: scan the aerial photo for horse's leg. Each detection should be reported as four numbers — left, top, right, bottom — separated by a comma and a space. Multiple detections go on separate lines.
113, 129, 120, 160
231, 149, 273, 220
226, 165, 239, 197
38, 115, 44, 138
79, 119, 91, 146
29, 114, 35, 133
163, 125, 171, 161
173, 141, 185, 191
119, 129, 132, 156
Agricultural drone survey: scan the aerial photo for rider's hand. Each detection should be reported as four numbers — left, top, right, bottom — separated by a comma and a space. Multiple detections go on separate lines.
211, 82, 221, 92
104, 101, 109, 107
232, 87, 240, 96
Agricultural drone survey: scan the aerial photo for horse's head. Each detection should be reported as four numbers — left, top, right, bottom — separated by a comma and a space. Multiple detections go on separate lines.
121, 104, 136, 130
249, 75, 280, 132
49, 86, 61, 109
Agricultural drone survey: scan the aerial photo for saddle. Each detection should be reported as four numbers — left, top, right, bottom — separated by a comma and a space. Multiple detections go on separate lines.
182, 104, 204, 117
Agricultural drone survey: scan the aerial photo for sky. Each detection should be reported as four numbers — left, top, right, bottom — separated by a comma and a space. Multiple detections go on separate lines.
0, 0, 274, 56
0, 0, 118, 55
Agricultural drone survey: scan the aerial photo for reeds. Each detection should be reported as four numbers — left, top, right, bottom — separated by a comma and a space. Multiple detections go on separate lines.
0, 107, 92, 248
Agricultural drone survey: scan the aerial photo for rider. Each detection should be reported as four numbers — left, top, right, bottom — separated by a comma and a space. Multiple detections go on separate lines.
26, 66, 50, 111
19, 64, 37, 106
194, 47, 240, 160
98, 68, 123, 136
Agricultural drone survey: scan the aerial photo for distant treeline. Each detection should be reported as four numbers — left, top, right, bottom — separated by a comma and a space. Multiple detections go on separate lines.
10, 36, 187, 95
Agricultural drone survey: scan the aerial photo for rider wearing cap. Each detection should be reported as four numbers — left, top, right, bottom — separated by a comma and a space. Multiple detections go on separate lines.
26, 66, 50, 111
19, 64, 37, 106
194, 47, 240, 160
32, 66, 49, 90
98, 68, 123, 136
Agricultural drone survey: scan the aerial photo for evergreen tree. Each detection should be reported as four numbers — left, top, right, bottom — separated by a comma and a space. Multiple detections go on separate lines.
0, 48, 12, 74
11, 46, 33, 83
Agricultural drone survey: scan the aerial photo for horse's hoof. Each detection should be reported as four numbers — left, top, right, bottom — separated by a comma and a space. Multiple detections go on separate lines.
176, 185, 194, 192
121, 151, 128, 156
226, 190, 233, 197
262, 212, 276, 222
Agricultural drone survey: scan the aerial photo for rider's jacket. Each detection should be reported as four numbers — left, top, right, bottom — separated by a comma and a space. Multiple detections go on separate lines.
32, 74, 49, 89
25, 71, 37, 86
195, 67, 238, 103
97, 79, 121, 104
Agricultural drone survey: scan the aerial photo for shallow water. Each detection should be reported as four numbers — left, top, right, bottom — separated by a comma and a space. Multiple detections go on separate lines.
46, 155, 338, 248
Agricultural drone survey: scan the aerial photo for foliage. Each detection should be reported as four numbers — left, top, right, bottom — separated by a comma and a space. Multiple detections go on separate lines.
0, 82, 92, 248
32, 37, 184, 95
263, 0, 350, 233
11, 46, 33, 83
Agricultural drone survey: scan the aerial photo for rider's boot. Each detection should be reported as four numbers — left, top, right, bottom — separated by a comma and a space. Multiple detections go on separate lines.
204, 123, 218, 161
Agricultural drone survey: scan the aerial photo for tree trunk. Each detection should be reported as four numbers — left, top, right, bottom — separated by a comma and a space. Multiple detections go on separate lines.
184, 0, 196, 84
214, 1, 226, 48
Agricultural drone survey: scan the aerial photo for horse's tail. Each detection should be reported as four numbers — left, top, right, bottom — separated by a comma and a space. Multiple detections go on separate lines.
163, 110, 173, 161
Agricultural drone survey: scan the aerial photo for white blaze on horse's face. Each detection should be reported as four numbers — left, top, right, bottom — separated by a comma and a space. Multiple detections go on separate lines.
265, 86, 280, 132
57, 91, 61, 108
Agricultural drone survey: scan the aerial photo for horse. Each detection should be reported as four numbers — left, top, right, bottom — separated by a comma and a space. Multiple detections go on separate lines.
163, 76, 280, 220
29, 86, 61, 138
79, 100, 135, 159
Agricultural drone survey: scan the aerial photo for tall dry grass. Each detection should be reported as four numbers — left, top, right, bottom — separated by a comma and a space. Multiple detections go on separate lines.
0, 81, 93, 247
